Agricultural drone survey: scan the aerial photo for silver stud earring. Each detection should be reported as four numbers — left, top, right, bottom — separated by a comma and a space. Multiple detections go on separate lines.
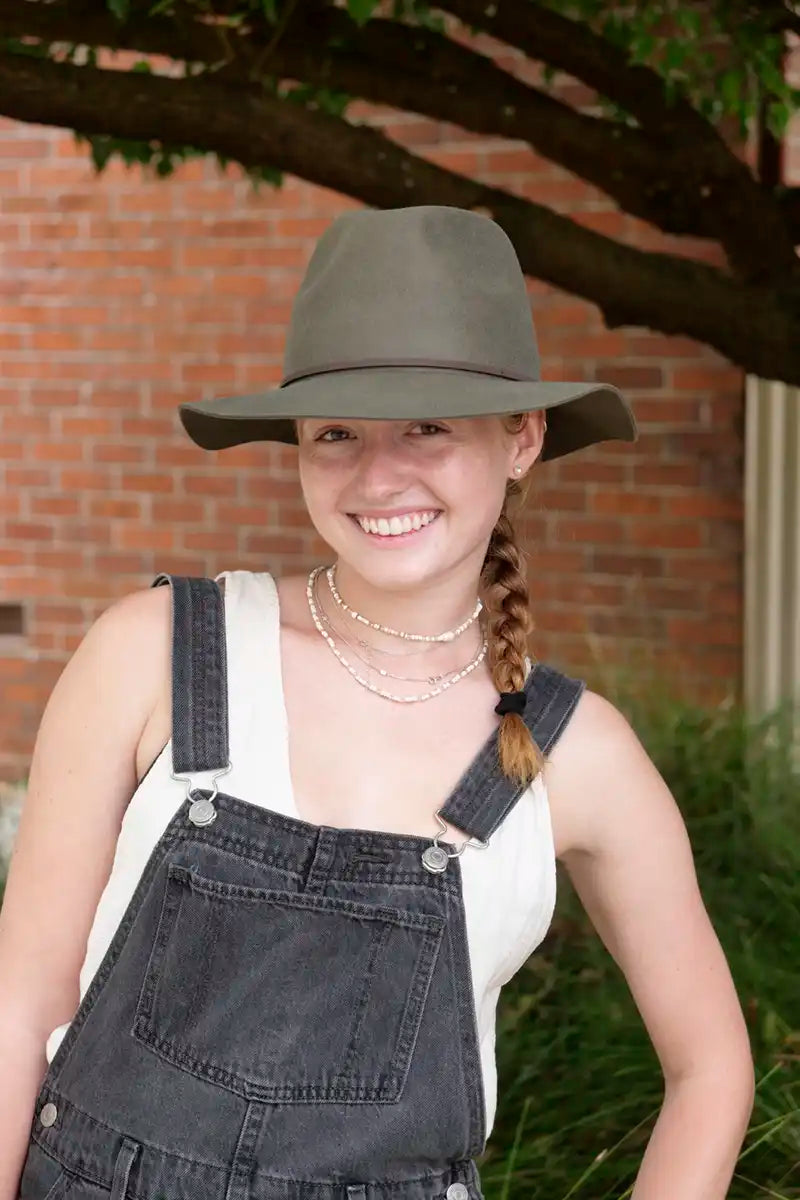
513, 465, 522, 475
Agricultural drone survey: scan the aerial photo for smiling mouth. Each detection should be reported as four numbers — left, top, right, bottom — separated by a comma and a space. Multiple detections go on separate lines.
348, 510, 442, 539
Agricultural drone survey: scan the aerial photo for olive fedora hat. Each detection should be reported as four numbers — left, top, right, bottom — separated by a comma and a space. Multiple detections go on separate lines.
179, 205, 637, 462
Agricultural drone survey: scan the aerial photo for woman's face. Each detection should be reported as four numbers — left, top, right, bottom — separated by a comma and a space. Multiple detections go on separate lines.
296, 413, 542, 590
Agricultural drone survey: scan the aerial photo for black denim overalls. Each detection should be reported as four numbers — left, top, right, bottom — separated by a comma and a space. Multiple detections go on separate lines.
20, 574, 585, 1200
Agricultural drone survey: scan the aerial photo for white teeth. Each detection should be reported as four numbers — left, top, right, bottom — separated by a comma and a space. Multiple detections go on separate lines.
355, 510, 439, 537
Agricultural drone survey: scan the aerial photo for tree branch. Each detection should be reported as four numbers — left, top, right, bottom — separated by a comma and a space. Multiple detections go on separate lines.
2, 0, 798, 265
0, 48, 797, 382
0, 0, 701, 237
439, 0, 800, 281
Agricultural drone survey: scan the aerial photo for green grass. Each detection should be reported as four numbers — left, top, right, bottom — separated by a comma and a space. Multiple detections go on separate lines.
484, 684, 800, 1199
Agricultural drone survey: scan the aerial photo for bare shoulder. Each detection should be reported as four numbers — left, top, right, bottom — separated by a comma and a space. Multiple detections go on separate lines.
0, 584, 171, 1040
544, 686, 652, 861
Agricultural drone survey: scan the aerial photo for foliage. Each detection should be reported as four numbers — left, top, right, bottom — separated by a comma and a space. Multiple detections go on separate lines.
544, 0, 800, 137
50, 0, 797, 181
487, 686, 800, 1198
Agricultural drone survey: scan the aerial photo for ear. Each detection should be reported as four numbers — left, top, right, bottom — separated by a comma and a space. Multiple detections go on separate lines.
509, 410, 546, 476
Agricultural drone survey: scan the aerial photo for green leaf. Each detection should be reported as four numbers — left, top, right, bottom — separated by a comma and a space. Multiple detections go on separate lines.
0, 36, 50, 58
346, 0, 379, 26
720, 69, 742, 109
88, 135, 116, 172
106, 0, 130, 21
247, 163, 284, 192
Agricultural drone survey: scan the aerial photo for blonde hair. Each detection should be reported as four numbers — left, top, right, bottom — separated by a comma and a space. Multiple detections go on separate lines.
480, 413, 545, 787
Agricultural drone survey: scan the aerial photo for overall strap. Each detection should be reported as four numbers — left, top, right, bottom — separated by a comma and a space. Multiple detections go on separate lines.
151, 574, 230, 776
438, 663, 585, 844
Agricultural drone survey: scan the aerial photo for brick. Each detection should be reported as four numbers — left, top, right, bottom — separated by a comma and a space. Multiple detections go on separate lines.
184, 474, 237, 497
555, 518, 625, 544
92, 443, 146, 464
183, 530, 240, 552
592, 551, 665, 578
30, 496, 81, 516
94, 553, 149, 573
6, 522, 55, 541
89, 498, 143, 518
60, 469, 113, 491
61, 417, 116, 436
151, 499, 203, 522
592, 366, 664, 389
590, 491, 662, 516
119, 527, 174, 551
629, 521, 705, 549
32, 441, 84, 462
120, 472, 174, 494
34, 549, 86, 569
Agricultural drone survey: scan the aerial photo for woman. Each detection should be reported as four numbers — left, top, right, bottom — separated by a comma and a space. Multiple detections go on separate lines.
1, 206, 753, 1200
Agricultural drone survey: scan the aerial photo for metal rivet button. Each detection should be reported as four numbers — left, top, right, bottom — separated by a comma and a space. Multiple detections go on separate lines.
39, 1102, 57, 1127
188, 797, 217, 827
446, 1184, 469, 1200
421, 844, 448, 873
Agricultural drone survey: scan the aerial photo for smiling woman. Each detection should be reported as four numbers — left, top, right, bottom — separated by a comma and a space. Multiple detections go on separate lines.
0, 206, 753, 1200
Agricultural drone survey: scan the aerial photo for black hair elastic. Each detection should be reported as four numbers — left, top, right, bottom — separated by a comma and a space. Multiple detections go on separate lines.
494, 690, 526, 717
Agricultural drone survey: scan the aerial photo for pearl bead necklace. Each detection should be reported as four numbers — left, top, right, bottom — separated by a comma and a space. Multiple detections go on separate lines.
307, 566, 488, 703
326, 563, 482, 643
312, 571, 459, 684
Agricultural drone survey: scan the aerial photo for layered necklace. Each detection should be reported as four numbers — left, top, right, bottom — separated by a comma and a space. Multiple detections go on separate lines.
306, 563, 488, 704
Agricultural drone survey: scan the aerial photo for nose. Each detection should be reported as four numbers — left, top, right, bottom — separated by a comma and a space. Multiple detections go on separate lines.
354, 437, 413, 498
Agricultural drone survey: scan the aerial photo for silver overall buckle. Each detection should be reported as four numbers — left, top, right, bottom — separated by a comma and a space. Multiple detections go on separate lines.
421, 811, 490, 874
170, 763, 232, 827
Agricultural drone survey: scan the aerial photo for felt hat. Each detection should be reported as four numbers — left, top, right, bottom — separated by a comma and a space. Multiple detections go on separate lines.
179, 205, 637, 461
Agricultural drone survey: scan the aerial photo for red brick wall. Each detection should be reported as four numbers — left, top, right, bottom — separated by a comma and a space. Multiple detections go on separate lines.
4, 38, 795, 781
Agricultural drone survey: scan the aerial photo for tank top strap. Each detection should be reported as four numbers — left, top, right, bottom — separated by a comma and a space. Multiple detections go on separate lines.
211, 568, 295, 810
151, 572, 230, 776
438, 662, 586, 844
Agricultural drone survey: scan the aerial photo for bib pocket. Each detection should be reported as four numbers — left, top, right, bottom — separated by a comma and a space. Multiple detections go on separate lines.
133, 863, 446, 1103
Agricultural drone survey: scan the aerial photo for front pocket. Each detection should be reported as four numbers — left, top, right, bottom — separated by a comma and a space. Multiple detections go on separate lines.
132, 863, 446, 1103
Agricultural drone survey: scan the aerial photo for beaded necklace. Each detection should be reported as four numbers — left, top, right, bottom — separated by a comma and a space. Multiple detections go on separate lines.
306, 565, 488, 704
311, 568, 475, 685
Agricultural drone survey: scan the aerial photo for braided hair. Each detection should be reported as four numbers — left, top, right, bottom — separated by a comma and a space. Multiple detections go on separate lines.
480, 413, 545, 786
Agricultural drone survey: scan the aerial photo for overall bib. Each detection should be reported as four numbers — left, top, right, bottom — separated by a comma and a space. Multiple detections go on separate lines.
20, 575, 584, 1200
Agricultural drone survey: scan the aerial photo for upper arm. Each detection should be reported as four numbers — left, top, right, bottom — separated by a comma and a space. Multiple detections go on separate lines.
0, 584, 171, 1041
546, 689, 754, 1088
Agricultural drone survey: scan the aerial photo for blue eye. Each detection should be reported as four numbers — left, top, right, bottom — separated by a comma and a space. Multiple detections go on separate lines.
315, 427, 352, 442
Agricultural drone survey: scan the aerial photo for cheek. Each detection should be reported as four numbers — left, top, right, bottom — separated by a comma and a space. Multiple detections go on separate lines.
439, 447, 507, 507
298, 458, 352, 528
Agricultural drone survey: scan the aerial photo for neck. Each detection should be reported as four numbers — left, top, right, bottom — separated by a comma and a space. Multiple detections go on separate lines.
328, 558, 484, 643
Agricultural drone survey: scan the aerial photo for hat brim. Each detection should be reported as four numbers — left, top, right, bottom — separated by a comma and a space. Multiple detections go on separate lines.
179, 367, 637, 462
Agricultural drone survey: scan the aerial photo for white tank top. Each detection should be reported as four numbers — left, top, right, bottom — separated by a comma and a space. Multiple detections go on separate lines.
45, 569, 557, 1139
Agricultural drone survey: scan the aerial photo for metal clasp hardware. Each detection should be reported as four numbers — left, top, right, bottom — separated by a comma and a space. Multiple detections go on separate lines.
421, 811, 490, 874
170, 762, 232, 827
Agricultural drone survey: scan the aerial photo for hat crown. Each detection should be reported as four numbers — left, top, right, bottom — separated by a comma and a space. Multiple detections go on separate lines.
282, 206, 541, 383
